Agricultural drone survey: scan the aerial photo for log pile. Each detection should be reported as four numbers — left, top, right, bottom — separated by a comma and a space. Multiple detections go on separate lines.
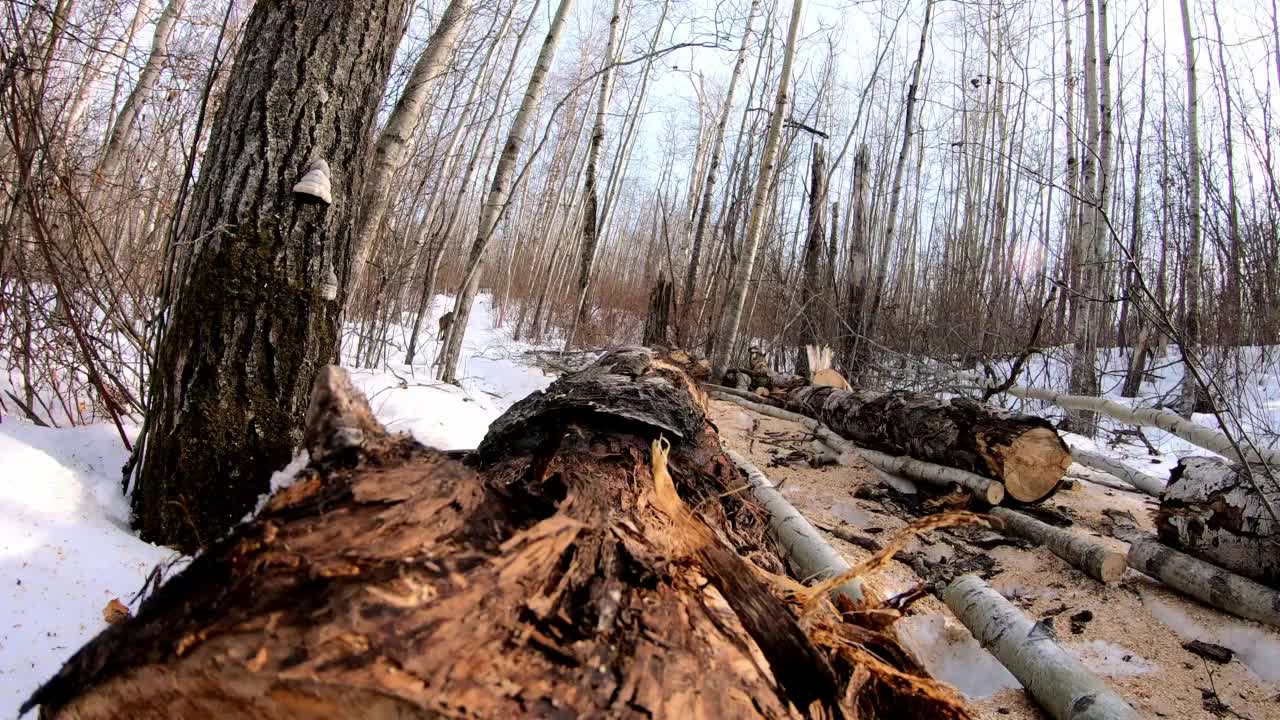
24, 350, 969, 719
1155, 456, 1280, 588
783, 385, 1072, 504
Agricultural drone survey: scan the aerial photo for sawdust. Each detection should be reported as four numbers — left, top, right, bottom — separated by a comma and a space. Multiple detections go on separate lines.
710, 398, 1280, 720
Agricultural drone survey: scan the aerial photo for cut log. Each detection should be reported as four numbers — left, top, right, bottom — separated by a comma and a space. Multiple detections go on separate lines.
1156, 456, 1280, 588
1069, 447, 1165, 497
989, 507, 1126, 583
25, 352, 971, 719
722, 447, 865, 603
708, 389, 1005, 504
784, 385, 1070, 503
1109, 518, 1280, 628
943, 575, 1142, 720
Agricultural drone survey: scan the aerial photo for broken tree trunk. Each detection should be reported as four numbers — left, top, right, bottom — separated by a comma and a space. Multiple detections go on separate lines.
722, 448, 865, 602
1156, 456, 1280, 588
641, 272, 674, 347
709, 388, 1005, 504
989, 507, 1126, 583
785, 385, 1070, 503
26, 351, 971, 719
943, 575, 1142, 720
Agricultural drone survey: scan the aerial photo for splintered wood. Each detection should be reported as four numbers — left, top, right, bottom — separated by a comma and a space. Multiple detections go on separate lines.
26, 350, 970, 719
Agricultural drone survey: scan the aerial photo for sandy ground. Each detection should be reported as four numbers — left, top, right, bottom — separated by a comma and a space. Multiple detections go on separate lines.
709, 398, 1280, 720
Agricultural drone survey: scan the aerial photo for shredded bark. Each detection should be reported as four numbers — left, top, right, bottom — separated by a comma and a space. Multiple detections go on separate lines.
25, 350, 971, 719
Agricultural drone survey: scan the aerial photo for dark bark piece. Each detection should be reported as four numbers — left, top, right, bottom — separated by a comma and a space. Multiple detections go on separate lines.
1183, 639, 1234, 664
642, 272, 674, 347
1156, 457, 1280, 588
127, 0, 411, 553
26, 352, 970, 720
784, 386, 1071, 503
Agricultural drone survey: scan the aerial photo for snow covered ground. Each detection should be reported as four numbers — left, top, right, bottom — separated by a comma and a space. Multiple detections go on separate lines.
0, 294, 552, 716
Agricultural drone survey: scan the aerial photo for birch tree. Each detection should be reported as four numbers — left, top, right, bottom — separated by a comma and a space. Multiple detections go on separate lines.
347, 0, 472, 293
713, 0, 805, 372
437, 0, 578, 383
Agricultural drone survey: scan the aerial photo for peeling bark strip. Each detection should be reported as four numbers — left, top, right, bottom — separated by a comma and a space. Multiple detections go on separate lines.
943, 575, 1141, 720
29, 353, 971, 719
1156, 457, 1280, 588
785, 385, 1070, 503
127, 0, 411, 552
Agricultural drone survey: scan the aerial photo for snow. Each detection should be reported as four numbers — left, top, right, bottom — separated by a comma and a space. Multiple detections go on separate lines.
0, 294, 553, 716
897, 614, 1021, 698
1142, 590, 1280, 684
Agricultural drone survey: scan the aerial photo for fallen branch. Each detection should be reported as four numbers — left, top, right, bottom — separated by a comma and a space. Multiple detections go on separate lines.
1114, 526, 1280, 628
943, 574, 1142, 720
1068, 447, 1165, 497
708, 389, 1005, 504
989, 507, 1126, 583
723, 447, 865, 604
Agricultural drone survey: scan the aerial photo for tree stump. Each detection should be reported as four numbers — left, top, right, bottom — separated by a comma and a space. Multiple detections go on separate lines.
1156, 456, 1280, 588
24, 350, 970, 719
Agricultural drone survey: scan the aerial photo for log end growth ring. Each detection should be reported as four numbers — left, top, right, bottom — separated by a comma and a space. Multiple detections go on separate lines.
994, 428, 1071, 503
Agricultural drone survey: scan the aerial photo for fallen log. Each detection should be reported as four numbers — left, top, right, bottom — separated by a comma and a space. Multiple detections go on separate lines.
708, 389, 1005, 504
784, 385, 1070, 503
25, 352, 970, 719
1108, 516, 1280, 628
988, 507, 1126, 583
722, 447, 865, 603
1156, 456, 1280, 588
1069, 447, 1165, 497
962, 375, 1280, 466
943, 574, 1142, 720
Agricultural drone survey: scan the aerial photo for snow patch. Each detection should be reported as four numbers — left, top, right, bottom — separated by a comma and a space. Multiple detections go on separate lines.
897, 614, 1021, 698
1069, 640, 1156, 676
1142, 590, 1280, 683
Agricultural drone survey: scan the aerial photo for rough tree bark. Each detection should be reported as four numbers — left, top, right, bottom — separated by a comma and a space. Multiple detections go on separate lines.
1156, 457, 1280, 588
641, 272, 674, 346
27, 352, 971, 719
842, 144, 871, 381
125, 0, 411, 552
784, 385, 1071, 503
797, 142, 828, 377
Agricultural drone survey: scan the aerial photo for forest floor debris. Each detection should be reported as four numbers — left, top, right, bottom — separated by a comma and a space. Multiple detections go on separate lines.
708, 397, 1280, 720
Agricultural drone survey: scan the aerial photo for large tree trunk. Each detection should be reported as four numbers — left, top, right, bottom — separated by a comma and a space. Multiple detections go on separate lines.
1156, 457, 1280, 588
27, 352, 970, 720
125, 0, 411, 553
783, 385, 1070, 503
